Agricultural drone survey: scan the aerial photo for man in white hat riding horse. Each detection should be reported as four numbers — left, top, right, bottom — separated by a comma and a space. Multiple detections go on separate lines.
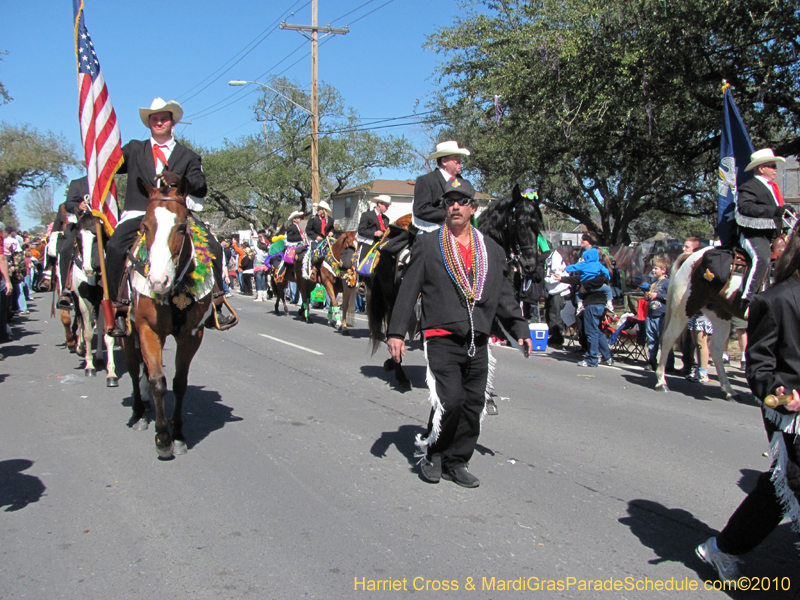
412, 141, 470, 233
736, 148, 792, 313
105, 98, 234, 336
356, 194, 391, 264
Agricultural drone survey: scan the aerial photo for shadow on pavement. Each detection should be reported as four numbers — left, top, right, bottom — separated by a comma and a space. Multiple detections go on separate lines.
370, 424, 426, 466
0, 459, 46, 512
619, 498, 798, 597
360, 364, 427, 391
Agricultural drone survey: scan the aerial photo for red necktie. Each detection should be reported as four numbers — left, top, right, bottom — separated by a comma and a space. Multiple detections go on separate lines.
377, 211, 385, 231
770, 181, 784, 206
320, 218, 326, 236
153, 144, 169, 171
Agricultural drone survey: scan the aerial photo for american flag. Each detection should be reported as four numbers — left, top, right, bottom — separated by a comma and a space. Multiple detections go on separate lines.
73, 0, 121, 235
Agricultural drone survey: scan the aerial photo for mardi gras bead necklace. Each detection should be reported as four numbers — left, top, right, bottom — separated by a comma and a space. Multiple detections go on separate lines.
439, 223, 488, 357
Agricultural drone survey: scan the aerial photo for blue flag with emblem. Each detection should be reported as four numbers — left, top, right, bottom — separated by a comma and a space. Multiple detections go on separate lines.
718, 85, 754, 248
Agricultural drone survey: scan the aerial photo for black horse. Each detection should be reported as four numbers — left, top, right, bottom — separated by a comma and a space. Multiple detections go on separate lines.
368, 184, 543, 386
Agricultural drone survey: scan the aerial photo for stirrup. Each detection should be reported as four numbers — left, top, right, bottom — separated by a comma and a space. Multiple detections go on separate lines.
209, 296, 238, 331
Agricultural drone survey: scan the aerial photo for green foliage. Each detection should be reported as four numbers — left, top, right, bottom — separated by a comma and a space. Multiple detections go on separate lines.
0, 51, 10, 106
198, 78, 415, 231
0, 122, 79, 210
428, 0, 800, 244
0, 202, 19, 231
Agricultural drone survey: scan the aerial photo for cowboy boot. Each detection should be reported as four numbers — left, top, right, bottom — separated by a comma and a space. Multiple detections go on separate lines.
205, 284, 238, 331
107, 300, 130, 337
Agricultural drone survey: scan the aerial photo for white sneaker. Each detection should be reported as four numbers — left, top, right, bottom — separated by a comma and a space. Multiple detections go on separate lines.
576, 302, 584, 315
696, 537, 742, 582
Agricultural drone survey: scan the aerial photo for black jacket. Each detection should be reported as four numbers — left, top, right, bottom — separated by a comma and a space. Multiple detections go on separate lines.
357, 209, 389, 243
117, 139, 207, 212
746, 275, 800, 407
387, 229, 528, 341
306, 215, 334, 240
286, 222, 306, 244
413, 170, 464, 228
65, 177, 89, 215
736, 177, 785, 237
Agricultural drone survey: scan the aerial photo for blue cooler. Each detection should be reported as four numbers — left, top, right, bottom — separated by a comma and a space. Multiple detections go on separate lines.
529, 323, 549, 351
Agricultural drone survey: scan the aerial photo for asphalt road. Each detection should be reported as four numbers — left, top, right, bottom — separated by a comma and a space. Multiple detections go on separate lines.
1, 293, 797, 599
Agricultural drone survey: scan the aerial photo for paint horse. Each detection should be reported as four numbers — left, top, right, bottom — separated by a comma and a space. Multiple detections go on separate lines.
294, 232, 359, 331
70, 211, 119, 386
368, 184, 543, 387
654, 217, 795, 400
121, 178, 216, 459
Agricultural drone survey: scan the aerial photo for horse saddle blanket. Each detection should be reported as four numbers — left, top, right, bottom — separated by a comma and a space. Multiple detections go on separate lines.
378, 225, 413, 257
699, 247, 748, 287
130, 219, 215, 302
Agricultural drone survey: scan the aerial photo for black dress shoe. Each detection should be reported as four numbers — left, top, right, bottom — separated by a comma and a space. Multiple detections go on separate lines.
442, 464, 480, 488
420, 453, 442, 483
108, 316, 128, 338
57, 295, 72, 310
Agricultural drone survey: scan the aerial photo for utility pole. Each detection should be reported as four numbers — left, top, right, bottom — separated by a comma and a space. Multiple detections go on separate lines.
281, 0, 348, 207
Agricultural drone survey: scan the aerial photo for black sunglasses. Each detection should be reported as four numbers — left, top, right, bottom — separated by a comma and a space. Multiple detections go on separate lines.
444, 195, 472, 207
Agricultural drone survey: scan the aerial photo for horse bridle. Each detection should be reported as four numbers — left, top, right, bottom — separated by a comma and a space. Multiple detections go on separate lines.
140, 210, 193, 290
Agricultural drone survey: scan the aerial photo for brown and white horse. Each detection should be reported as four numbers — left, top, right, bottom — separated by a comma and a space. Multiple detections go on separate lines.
294, 232, 358, 331
654, 248, 740, 399
122, 178, 213, 459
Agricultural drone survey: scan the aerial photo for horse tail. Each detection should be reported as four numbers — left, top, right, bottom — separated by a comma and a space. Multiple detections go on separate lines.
367, 278, 388, 356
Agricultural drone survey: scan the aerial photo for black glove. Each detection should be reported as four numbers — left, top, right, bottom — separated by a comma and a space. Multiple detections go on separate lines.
159, 170, 181, 186
774, 206, 786, 218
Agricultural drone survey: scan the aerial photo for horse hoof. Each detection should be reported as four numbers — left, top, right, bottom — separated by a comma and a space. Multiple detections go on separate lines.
68, 346, 76, 354
174, 440, 188, 455
156, 439, 174, 460
132, 417, 149, 431
655, 384, 670, 393
85, 368, 96, 377
106, 377, 119, 388
725, 392, 740, 402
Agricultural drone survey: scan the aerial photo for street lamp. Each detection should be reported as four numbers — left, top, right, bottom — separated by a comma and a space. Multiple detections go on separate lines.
228, 80, 316, 117
230, 79, 319, 206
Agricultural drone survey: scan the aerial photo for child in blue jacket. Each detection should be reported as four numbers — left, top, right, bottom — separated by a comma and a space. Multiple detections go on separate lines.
566, 247, 614, 313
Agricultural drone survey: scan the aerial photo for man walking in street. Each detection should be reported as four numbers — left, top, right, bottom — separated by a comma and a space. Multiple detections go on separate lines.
387, 179, 531, 488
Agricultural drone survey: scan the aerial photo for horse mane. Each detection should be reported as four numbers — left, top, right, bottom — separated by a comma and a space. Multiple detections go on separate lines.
477, 190, 543, 250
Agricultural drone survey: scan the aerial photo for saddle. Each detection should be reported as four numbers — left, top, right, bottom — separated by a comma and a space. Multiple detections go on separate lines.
699, 235, 787, 288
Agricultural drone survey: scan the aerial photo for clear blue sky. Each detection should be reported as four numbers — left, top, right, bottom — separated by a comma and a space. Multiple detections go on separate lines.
1, 0, 470, 229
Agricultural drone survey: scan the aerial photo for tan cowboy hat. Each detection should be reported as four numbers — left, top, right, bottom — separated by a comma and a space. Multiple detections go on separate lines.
286, 210, 304, 223
139, 98, 184, 128
745, 148, 785, 171
373, 194, 392, 206
316, 200, 332, 216
427, 140, 471, 161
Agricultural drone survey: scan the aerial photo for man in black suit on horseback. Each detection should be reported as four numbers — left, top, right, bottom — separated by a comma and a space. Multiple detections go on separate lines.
387, 179, 532, 488
56, 176, 90, 310
412, 141, 470, 234
356, 194, 391, 264
736, 148, 791, 313
105, 98, 232, 336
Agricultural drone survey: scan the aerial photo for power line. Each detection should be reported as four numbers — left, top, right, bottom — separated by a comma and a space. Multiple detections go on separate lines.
177, 0, 311, 105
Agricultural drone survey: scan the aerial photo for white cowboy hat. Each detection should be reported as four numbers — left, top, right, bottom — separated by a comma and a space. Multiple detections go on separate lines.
745, 148, 785, 171
139, 98, 184, 128
427, 140, 471, 162
286, 210, 304, 223
373, 194, 392, 206
316, 200, 332, 216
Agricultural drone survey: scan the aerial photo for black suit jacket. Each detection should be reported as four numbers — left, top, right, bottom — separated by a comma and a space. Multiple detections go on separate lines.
413, 170, 460, 228
117, 139, 207, 212
736, 177, 784, 236
746, 275, 800, 409
357, 209, 389, 243
65, 177, 89, 215
387, 228, 528, 341
286, 222, 306, 244
306, 215, 334, 240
